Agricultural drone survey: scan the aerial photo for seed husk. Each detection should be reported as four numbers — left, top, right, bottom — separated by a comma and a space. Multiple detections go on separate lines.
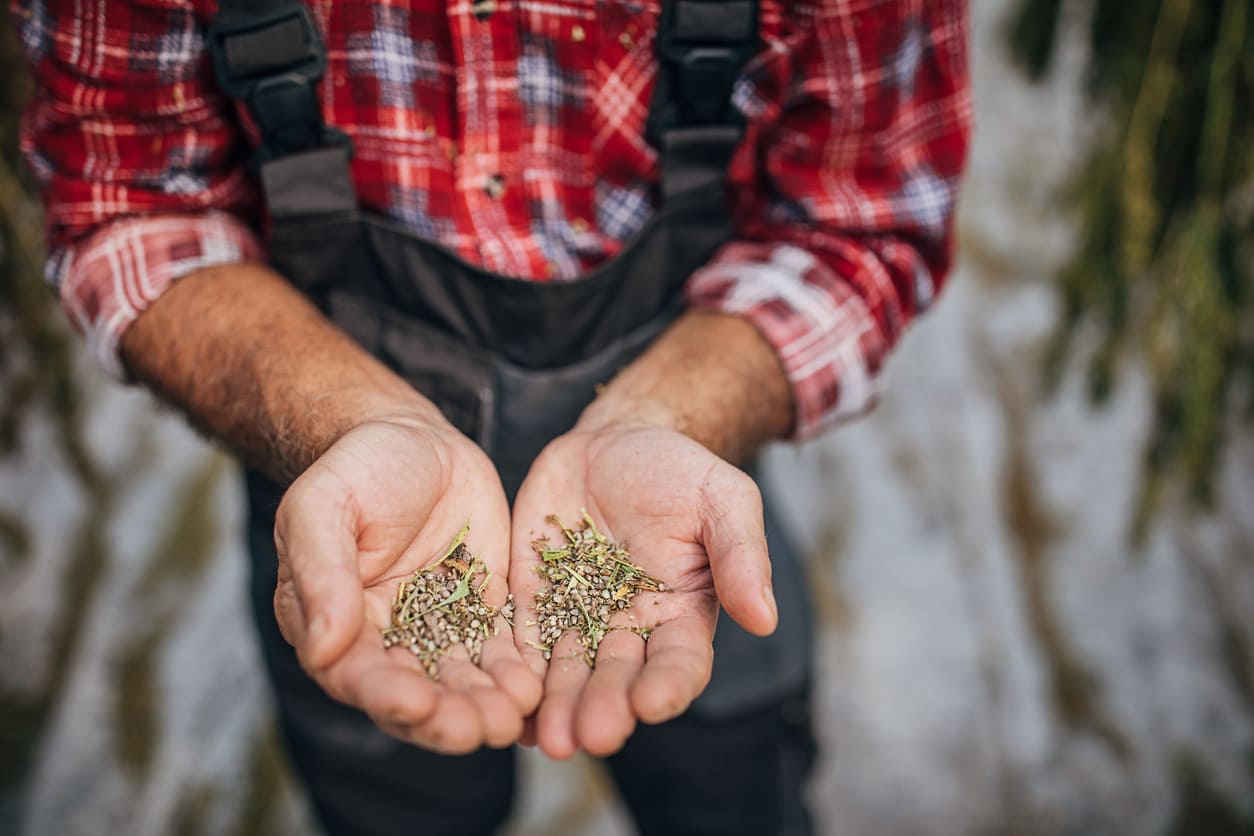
381, 521, 511, 680
529, 513, 667, 667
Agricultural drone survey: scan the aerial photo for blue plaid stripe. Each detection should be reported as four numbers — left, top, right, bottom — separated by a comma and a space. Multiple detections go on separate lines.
528, 209, 584, 278
347, 5, 440, 108
131, 142, 211, 196
44, 243, 70, 292
889, 19, 925, 96
387, 183, 455, 242
15, 0, 54, 63
595, 180, 650, 243
895, 164, 953, 239
24, 144, 53, 187
732, 76, 768, 120
128, 12, 203, 83
518, 34, 584, 122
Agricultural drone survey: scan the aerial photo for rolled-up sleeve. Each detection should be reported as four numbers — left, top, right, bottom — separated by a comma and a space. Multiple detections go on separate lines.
13, 0, 262, 376
687, 0, 972, 438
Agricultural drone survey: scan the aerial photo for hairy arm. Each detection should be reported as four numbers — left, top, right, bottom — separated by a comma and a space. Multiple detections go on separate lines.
577, 310, 794, 462
119, 261, 442, 483
121, 261, 539, 751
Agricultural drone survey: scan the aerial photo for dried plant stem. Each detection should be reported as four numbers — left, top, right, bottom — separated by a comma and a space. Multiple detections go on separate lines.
528, 513, 666, 666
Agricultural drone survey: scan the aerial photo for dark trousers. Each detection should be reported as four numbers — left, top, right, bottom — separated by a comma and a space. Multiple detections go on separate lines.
247, 515, 816, 836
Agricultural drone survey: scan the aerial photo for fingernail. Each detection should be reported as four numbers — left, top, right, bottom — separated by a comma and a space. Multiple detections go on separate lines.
762, 584, 778, 622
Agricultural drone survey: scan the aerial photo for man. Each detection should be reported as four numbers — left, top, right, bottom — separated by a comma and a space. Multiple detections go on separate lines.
15, 0, 970, 833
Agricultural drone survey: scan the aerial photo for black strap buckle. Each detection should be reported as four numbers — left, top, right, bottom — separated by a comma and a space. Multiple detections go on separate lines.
671, 48, 745, 121
649, 0, 759, 138
209, 4, 324, 98
656, 0, 758, 57
208, 3, 350, 165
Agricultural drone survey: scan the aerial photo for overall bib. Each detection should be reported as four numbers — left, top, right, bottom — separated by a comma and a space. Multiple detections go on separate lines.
208, 1, 816, 833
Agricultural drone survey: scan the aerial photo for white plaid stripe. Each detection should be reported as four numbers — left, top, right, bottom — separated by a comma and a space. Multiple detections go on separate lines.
688, 242, 893, 437
593, 35, 654, 157
57, 211, 263, 378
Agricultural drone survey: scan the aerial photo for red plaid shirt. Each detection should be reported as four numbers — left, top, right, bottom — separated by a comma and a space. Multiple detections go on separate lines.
15, 0, 971, 438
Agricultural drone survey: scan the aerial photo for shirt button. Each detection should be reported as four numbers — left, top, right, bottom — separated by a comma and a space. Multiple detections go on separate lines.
472, 0, 496, 20
571, 24, 586, 42
485, 174, 507, 199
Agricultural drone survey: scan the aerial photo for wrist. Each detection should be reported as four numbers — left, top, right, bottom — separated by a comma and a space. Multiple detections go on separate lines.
121, 261, 457, 482
267, 348, 467, 477
573, 311, 794, 462
573, 388, 685, 438
333, 373, 449, 434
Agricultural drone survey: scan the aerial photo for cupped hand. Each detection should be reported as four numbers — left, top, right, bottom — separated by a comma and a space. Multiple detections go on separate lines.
509, 423, 779, 759
273, 415, 542, 754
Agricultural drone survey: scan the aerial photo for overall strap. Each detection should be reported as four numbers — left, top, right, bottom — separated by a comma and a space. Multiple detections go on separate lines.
206, 0, 759, 219
208, 0, 356, 219
646, 0, 760, 202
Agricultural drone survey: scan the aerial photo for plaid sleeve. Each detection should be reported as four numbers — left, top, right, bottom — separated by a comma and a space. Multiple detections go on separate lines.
52, 212, 263, 377
13, 0, 261, 376
688, 0, 973, 439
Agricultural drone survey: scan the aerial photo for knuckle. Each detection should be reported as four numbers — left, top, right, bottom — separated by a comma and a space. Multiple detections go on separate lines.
729, 466, 763, 507
702, 462, 762, 518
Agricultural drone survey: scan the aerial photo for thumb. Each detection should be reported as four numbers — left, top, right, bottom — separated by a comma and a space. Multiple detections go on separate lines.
699, 465, 778, 637
275, 475, 365, 670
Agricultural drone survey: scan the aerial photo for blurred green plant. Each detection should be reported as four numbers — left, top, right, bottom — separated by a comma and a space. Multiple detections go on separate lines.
1009, 0, 1254, 540
0, 7, 98, 489
1, 7, 109, 794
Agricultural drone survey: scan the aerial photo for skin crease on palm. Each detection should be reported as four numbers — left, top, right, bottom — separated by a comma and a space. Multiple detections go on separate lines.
120, 265, 790, 758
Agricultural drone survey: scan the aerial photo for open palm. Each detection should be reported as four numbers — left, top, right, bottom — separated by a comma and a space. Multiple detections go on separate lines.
274, 417, 541, 753
509, 424, 778, 758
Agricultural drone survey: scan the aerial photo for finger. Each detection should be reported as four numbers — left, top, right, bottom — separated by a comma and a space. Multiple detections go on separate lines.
508, 489, 560, 680
535, 631, 593, 760
630, 613, 714, 724
576, 628, 645, 756
480, 616, 544, 715
700, 465, 778, 637
373, 689, 486, 754
452, 473, 513, 609
437, 654, 524, 749
376, 644, 492, 754
276, 475, 365, 668
315, 623, 441, 726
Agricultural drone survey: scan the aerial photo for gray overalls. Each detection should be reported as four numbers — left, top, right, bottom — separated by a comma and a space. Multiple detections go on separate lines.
208, 1, 815, 832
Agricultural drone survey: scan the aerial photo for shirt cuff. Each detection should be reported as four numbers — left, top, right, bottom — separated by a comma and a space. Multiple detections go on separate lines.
50, 211, 265, 379
685, 241, 887, 440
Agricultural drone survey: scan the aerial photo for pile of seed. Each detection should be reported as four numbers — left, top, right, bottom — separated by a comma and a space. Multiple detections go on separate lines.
381, 523, 513, 680
527, 514, 666, 666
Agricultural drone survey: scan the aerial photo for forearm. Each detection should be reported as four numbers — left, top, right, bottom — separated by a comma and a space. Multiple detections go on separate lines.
120, 262, 442, 483
578, 311, 794, 463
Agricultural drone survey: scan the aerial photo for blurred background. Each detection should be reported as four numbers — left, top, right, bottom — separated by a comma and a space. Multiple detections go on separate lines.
2, 0, 1252, 833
